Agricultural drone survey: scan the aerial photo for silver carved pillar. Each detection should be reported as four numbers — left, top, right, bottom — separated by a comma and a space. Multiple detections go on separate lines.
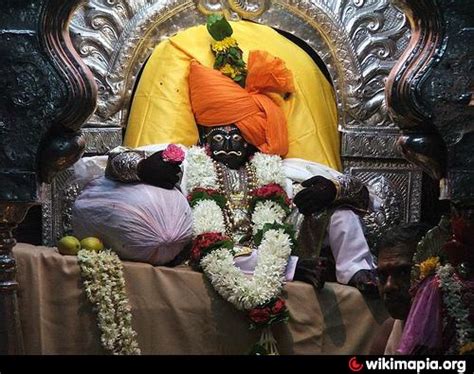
0, 204, 31, 354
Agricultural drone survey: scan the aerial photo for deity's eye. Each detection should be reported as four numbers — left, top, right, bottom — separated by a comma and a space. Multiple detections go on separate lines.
232, 134, 242, 142
212, 134, 224, 142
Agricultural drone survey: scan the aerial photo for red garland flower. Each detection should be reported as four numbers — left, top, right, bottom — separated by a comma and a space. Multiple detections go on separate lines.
188, 188, 227, 209
251, 183, 291, 210
188, 188, 221, 200
247, 297, 288, 328
271, 298, 286, 314
248, 307, 272, 324
451, 215, 474, 247
252, 183, 289, 201
191, 232, 232, 264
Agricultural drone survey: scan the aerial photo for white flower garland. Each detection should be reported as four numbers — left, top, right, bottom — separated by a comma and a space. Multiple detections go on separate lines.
437, 264, 474, 352
192, 199, 226, 236
78, 249, 141, 355
187, 146, 292, 310
186, 146, 218, 191
251, 200, 287, 234
251, 152, 287, 187
200, 229, 292, 310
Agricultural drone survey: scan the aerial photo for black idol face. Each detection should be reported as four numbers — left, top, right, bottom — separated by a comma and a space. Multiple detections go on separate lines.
202, 125, 250, 169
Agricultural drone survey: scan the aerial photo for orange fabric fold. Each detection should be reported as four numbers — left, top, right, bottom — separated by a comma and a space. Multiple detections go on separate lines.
188, 51, 294, 156
246, 50, 295, 94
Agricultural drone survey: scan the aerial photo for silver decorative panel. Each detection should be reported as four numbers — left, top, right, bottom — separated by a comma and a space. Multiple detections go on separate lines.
341, 132, 401, 159
363, 175, 403, 250
344, 160, 423, 223
42, 169, 81, 246
40, 183, 54, 246
257, 0, 410, 133
82, 127, 122, 154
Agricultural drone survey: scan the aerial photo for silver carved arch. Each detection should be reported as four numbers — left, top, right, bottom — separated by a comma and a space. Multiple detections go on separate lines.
42, 0, 422, 245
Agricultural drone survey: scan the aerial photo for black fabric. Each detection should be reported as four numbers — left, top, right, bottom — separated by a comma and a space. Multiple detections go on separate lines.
293, 257, 328, 291
348, 269, 379, 298
137, 151, 181, 189
293, 176, 337, 216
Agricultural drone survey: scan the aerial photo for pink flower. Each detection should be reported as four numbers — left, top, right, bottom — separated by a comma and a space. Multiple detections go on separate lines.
162, 144, 185, 163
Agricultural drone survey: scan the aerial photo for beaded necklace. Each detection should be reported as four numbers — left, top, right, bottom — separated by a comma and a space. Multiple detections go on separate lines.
214, 161, 257, 243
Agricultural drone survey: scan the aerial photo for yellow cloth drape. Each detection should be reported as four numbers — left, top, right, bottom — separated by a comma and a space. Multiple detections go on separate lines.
124, 21, 341, 170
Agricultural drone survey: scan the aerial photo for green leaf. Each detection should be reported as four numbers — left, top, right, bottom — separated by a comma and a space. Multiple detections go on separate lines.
253, 222, 297, 248
203, 239, 234, 255
411, 215, 451, 282
189, 191, 227, 209
238, 78, 246, 88
228, 47, 239, 57
207, 14, 233, 41
249, 196, 290, 215
214, 54, 225, 68
229, 55, 241, 64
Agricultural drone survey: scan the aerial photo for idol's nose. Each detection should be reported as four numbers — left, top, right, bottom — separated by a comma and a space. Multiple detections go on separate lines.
223, 135, 232, 151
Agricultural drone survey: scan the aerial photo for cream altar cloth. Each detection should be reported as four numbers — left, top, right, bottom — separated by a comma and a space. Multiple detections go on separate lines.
14, 243, 387, 355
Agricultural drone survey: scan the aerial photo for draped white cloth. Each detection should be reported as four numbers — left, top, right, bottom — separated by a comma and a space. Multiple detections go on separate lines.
72, 176, 193, 266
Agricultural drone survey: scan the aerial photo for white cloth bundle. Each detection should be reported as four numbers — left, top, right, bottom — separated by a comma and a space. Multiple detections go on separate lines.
72, 177, 192, 265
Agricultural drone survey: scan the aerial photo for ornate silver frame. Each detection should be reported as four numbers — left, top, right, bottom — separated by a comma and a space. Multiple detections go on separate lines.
42, 0, 421, 245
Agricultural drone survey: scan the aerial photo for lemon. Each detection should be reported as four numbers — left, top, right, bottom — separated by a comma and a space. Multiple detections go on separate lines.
80, 237, 104, 252
57, 236, 81, 256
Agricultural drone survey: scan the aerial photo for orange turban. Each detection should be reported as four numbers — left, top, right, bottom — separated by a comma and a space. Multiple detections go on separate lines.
188, 50, 295, 156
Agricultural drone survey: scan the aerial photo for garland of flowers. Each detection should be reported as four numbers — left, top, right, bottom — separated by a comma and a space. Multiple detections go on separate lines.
417, 256, 440, 281
186, 146, 293, 352
199, 228, 292, 310
77, 249, 141, 355
408, 218, 473, 355
436, 264, 474, 354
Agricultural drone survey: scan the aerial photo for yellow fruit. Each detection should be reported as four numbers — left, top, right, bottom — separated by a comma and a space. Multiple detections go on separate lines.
80, 237, 104, 252
57, 236, 81, 256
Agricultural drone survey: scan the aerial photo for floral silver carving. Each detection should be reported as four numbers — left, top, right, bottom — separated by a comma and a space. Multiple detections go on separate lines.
262, 0, 409, 131
61, 181, 81, 237
195, 0, 269, 18
363, 175, 403, 250
40, 183, 54, 246
344, 160, 423, 223
82, 127, 122, 154
70, 0, 203, 127
341, 132, 401, 158
42, 169, 81, 244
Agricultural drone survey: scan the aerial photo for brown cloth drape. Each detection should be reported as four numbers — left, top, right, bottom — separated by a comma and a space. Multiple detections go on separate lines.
14, 243, 387, 354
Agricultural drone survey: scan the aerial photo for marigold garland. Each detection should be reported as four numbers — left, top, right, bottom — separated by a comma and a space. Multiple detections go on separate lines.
460, 341, 474, 355
418, 256, 440, 281
211, 36, 238, 52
